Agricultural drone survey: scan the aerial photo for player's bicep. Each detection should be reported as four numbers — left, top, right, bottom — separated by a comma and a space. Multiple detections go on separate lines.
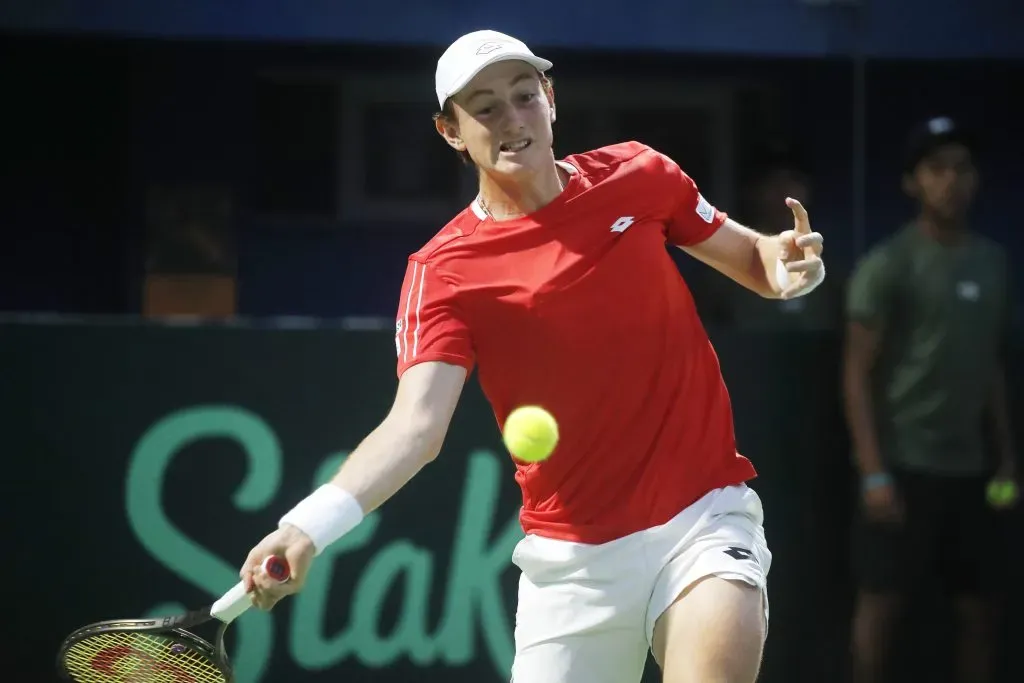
389, 361, 468, 445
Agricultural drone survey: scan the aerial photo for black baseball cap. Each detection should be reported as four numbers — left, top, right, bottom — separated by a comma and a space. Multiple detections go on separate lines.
904, 116, 975, 173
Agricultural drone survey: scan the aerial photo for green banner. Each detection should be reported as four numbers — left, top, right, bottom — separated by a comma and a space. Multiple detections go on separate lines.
3, 321, 1019, 683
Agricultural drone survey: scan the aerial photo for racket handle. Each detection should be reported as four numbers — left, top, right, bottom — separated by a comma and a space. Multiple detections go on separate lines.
211, 555, 291, 623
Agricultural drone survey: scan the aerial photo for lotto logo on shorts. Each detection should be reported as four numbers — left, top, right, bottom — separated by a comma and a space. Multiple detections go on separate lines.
723, 546, 755, 561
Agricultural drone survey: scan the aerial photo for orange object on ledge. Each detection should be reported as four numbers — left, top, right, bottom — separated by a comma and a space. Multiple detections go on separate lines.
143, 273, 237, 318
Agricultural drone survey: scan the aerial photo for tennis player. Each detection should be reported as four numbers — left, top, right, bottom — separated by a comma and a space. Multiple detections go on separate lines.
240, 30, 825, 683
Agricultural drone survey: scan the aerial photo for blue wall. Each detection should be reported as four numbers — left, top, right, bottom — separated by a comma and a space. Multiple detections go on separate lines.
2, 0, 1022, 59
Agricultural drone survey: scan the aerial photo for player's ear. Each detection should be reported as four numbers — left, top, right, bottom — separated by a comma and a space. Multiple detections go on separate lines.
543, 76, 556, 123
434, 112, 466, 152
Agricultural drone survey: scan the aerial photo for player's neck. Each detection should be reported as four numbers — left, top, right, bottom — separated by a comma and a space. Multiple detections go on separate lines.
476, 158, 566, 221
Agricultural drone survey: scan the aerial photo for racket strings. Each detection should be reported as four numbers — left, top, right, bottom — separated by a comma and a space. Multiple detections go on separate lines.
63, 631, 226, 683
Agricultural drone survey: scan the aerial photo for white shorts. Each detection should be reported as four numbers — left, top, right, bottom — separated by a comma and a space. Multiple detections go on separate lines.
509, 484, 772, 683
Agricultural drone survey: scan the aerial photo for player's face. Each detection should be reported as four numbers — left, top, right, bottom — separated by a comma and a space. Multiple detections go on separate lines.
906, 143, 977, 220
442, 62, 555, 178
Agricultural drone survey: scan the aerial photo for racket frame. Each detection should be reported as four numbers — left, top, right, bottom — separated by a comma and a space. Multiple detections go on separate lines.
56, 555, 289, 682
56, 610, 234, 681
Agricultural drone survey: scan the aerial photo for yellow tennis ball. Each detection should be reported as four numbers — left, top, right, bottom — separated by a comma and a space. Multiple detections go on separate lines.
503, 406, 559, 463
987, 479, 1019, 507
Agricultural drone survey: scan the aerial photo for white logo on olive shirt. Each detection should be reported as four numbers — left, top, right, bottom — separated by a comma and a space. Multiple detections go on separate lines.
956, 281, 980, 301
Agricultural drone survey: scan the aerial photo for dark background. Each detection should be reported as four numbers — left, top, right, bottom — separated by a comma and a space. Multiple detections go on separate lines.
2, 4, 1022, 319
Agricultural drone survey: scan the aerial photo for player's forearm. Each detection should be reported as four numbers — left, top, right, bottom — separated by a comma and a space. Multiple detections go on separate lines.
690, 223, 782, 299
329, 415, 444, 514
277, 362, 465, 556
277, 416, 443, 555
843, 363, 885, 475
751, 234, 787, 299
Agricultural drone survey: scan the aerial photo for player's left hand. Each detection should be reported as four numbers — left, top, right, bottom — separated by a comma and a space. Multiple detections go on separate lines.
777, 197, 825, 300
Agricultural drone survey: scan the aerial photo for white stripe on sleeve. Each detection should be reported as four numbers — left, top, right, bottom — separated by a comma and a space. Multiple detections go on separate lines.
412, 263, 427, 359
398, 261, 419, 363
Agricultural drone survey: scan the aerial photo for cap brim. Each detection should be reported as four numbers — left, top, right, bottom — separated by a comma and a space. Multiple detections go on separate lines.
441, 53, 553, 106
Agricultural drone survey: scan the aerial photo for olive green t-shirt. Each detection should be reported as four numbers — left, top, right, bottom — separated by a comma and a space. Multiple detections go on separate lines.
846, 224, 1011, 475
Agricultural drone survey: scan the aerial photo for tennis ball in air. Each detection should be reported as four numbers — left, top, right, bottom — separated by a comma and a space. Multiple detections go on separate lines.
503, 405, 559, 463
987, 479, 1019, 507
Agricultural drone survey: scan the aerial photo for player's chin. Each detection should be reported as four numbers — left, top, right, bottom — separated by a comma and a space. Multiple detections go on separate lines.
491, 147, 546, 176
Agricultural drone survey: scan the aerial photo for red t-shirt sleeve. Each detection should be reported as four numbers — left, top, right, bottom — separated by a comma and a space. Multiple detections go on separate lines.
394, 258, 475, 378
648, 149, 728, 246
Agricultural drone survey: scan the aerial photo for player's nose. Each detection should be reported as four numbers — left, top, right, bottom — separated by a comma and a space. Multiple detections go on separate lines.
500, 105, 528, 133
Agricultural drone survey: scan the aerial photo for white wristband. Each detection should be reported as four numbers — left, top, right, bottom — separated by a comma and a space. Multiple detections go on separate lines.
774, 258, 791, 292
279, 484, 365, 556
775, 257, 825, 298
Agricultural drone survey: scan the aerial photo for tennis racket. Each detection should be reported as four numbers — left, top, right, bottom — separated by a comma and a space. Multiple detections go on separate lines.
56, 555, 290, 683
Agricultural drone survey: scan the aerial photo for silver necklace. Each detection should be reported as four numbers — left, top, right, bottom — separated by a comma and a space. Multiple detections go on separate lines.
477, 171, 566, 219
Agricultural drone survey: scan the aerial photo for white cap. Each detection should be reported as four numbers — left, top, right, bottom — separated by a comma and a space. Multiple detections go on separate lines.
435, 30, 553, 108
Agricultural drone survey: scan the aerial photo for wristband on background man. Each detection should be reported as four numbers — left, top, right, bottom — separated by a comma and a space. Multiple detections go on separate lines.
861, 471, 893, 494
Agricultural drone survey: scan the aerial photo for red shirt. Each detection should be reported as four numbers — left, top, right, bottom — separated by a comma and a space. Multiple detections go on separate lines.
394, 142, 756, 544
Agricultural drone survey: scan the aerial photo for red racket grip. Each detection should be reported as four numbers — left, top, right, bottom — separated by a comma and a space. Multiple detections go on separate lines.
210, 555, 292, 622
262, 555, 291, 582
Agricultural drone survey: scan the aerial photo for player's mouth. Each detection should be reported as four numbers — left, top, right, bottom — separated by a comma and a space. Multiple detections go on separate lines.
499, 139, 532, 153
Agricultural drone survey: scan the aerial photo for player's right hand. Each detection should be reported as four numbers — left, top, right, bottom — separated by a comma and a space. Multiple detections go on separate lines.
862, 483, 903, 525
240, 524, 316, 611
